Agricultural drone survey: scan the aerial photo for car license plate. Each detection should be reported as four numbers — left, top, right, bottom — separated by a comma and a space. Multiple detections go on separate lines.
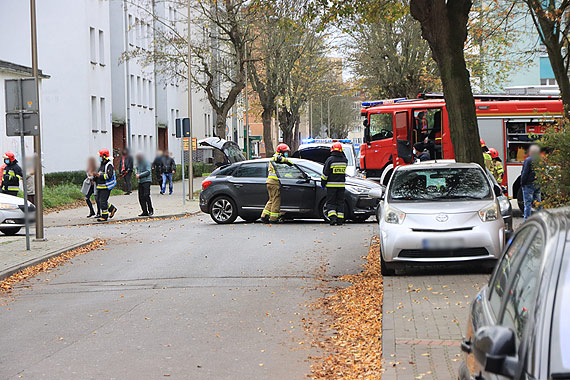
422, 238, 464, 251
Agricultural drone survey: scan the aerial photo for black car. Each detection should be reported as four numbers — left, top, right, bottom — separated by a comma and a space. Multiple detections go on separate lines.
199, 158, 382, 224
459, 209, 570, 380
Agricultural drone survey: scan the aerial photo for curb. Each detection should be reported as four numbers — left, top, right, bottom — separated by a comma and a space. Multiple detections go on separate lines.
0, 238, 95, 282
48, 211, 202, 228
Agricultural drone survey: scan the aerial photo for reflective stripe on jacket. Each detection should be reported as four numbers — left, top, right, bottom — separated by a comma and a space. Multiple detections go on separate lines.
96, 160, 116, 190
266, 153, 291, 183
322, 151, 347, 188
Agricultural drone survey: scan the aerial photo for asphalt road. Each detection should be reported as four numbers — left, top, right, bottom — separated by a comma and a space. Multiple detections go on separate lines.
0, 215, 375, 380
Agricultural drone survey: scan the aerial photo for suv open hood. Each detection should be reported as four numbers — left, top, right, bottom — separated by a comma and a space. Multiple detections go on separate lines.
198, 137, 246, 164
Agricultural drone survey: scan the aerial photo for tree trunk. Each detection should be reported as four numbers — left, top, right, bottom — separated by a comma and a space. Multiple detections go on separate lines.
262, 107, 275, 157
542, 37, 570, 119
213, 113, 227, 164
292, 116, 300, 152
410, 0, 484, 166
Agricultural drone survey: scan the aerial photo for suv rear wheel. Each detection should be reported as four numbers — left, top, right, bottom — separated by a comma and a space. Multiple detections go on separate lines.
0, 227, 21, 236
209, 196, 238, 224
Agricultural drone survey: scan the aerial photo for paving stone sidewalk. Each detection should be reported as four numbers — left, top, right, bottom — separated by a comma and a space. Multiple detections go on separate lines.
0, 232, 93, 280
381, 272, 490, 380
44, 178, 203, 227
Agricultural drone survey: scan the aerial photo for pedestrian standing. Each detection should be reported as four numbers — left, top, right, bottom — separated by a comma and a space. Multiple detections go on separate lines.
26, 167, 35, 205
135, 152, 154, 217
94, 149, 118, 222
261, 143, 292, 224
152, 150, 164, 185
521, 144, 542, 219
83, 157, 101, 218
119, 147, 134, 195
1, 151, 22, 196
321, 143, 348, 226
161, 151, 176, 195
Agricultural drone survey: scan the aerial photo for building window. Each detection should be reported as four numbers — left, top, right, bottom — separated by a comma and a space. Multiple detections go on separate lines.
541, 78, 556, 85
204, 114, 208, 137
100, 98, 107, 132
148, 80, 154, 109
137, 76, 142, 105
207, 114, 211, 136
89, 27, 97, 63
135, 18, 141, 47
142, 78, 148, 107
91, 96, 98, 132
171, 109, 176, 136
130, 75, 136, 106
98, 30, 105, 65
128, 14, 134, 46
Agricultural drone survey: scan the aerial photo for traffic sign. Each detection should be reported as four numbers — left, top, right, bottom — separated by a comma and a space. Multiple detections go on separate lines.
183, 137, 189, 151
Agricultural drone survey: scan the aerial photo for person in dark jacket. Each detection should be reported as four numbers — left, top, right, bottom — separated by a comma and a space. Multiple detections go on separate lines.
413, 143, 430, 162
94, 149, 118, 222
521, 144, 541, 219
321, 143, 348, 226
119, 147, 134, 195
152, 150, 165, 184
1, 151, 22, 196
161, 151, 176, 195
136, 153, 153, 217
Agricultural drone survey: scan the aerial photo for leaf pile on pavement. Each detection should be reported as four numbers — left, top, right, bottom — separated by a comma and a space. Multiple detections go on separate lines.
0, 239, 106, 292
308, 236, 383, 379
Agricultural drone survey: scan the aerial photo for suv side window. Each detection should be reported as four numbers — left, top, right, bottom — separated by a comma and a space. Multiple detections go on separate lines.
274, 163, 305, 180
500, 229, 544, 343
488, 226, 536, 318
233, 163, 267, 178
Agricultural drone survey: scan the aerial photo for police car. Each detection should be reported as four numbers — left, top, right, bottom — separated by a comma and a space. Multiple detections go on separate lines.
291, 139, 360, 177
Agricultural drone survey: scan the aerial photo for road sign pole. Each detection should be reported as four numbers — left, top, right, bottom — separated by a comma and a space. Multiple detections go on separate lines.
187, 2, 194, 200
17, 80, 31, 251
30, 0, 44, 240
181, 138, 186, 205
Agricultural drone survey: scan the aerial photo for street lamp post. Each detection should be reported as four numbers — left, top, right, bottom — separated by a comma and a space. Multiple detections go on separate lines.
187, 2, 194, 200
327, 94, 342, 138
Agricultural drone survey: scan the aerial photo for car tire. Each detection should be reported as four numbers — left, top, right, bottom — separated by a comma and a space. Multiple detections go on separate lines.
380, 254, 396, 276
517, 187, 524, 212
209, 196, 238, 224
319, 199, 330, 223
0, 227, 21, 236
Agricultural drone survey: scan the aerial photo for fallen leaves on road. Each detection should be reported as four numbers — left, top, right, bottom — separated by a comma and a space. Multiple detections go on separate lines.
0, 239, 106, 292
307, 237, 383, 380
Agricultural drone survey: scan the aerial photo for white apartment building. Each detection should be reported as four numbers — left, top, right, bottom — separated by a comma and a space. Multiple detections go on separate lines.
0, 0, 113, 173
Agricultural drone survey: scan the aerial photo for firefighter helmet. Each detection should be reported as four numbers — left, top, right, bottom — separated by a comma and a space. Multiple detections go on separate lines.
330, 142, 343, 152
276, 143, 290, 154
98, 149, 111, 159
489, 148, 499, 159
2, 151, 15, 162
480, 138, 486, 147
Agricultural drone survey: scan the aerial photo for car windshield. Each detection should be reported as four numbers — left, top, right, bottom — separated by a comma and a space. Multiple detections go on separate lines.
389, 167, 492, 201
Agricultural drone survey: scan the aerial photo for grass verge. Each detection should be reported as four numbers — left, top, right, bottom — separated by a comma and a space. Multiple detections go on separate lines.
307, 236, 383, 379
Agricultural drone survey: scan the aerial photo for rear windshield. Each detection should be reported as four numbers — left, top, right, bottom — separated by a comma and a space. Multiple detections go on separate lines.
223, 142, 246, 163
389, 167, 492, 201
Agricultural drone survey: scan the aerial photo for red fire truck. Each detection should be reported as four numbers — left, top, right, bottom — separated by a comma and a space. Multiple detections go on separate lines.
359, 94, 563, 205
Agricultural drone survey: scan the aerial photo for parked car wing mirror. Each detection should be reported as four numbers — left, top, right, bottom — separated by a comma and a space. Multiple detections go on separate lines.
494, 184, 503, 197
472, 326, 518, 379
368, 188, 384, 199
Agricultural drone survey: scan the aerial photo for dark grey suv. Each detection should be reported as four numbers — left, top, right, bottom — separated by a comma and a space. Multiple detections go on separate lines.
459, 209, 570, 380
199, 158, 381, 224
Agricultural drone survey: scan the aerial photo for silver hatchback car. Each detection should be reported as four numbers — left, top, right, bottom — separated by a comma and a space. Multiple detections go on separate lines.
370, 162, 505, 275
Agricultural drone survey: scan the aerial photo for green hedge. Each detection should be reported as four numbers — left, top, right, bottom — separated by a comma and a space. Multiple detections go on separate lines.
45, 171, 86, 187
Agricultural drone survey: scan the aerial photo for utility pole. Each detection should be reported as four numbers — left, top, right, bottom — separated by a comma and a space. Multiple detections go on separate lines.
244, 43, 250, 159
187, 1, 194, 199
320, 97, 323, 137
30, 0, 44, 240
327, 94, 342, 138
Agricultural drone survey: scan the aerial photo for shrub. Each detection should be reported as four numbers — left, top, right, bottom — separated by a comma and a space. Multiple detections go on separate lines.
45, 171, 86, 187
535, 122, 570, 208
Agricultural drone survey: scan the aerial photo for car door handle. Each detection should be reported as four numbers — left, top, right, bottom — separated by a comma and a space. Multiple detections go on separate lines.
234, 184, 243, 188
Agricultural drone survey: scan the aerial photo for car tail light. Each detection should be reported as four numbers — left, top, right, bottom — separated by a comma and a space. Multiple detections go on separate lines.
202, 180, 212, 191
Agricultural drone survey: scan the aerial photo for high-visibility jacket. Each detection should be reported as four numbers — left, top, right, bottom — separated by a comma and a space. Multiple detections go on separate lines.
2, 161, 22, 193
483, 152, 493, 172
321, 151, 347, 188
492, 160, 504, 183
266, 153, 291, 184
96, 160, 117, 190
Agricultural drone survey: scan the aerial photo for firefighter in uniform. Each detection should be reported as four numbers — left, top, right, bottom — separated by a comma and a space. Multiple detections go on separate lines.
321, 142, 348, 226
1, 152, 23, 196
95, 149, 118, 222
480, 139, 493, 172
261, 143, 293, 223
489, 148, 504, 183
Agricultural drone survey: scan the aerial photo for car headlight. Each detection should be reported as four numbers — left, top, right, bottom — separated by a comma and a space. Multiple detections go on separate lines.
345, 184, 369, 194
0, 203, 19, 210
384, 204, 406, 224
478, 202, 499, 222
498, 197, 511, 215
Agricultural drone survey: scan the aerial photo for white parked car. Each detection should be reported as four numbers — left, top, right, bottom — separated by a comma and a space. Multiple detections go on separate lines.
0, 193, 35, 235
370, 162, 505, 275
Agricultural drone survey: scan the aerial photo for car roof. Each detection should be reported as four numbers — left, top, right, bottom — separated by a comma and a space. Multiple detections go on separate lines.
232, 157, 322, 166
298, 143, 354, 149
395, 161, 482, 171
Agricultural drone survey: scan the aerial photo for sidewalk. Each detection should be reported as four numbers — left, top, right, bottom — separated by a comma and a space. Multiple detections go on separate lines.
0, 233, 93, 281
381, 273, 489, 380
44, 178, 203, 228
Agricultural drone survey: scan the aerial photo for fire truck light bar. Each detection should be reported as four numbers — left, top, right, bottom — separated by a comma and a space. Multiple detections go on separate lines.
362, 98, 407, 108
